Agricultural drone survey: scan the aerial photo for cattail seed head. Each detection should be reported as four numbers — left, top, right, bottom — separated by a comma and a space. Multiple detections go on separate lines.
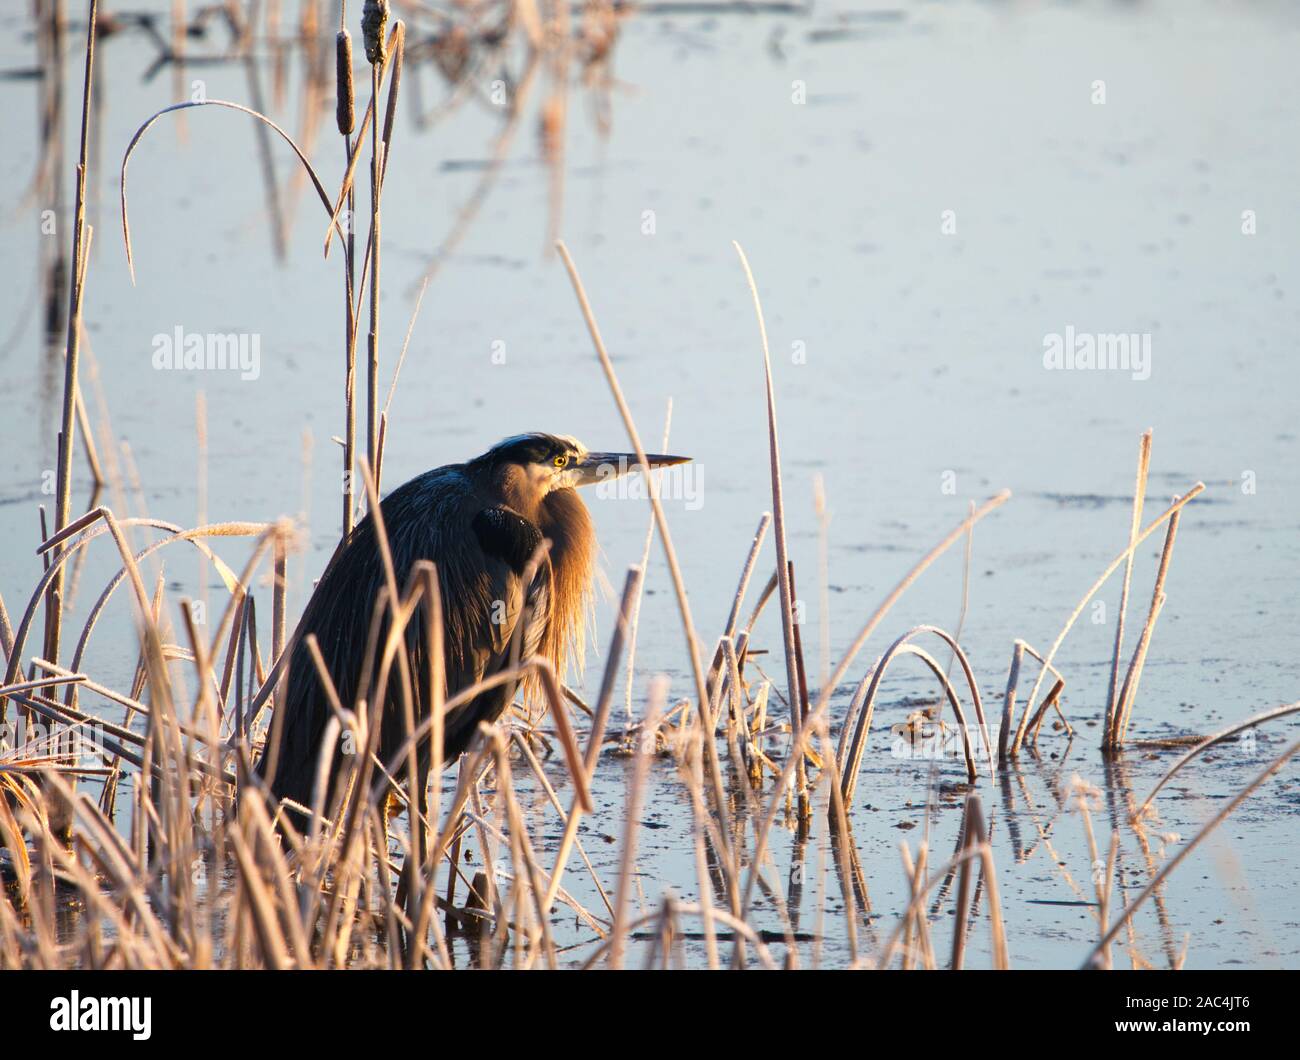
335, 30, 355, 135
361, 0, 389, 65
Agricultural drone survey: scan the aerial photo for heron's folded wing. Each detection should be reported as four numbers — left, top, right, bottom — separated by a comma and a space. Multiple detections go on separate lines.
469, 505, 549, 664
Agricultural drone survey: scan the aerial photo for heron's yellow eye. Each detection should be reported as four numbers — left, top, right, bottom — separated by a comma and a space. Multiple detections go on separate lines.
553, 454, 569, 468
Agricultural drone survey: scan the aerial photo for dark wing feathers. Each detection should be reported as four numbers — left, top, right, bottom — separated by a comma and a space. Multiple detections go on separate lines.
471, 505, 550, 660
260, 467, 551, 812
472, 506, 543, 575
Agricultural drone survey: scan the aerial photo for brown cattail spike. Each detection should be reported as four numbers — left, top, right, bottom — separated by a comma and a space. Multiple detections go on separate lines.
335, 30, 355, 135
361, 0, 388, 65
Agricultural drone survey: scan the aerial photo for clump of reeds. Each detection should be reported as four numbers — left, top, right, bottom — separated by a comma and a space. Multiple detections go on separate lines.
995, 431, 1202, 762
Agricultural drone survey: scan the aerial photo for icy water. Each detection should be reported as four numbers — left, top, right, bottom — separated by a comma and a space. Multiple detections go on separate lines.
1, 0, 1298, 968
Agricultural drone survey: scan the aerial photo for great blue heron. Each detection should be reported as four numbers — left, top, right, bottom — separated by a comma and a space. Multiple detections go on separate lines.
256, 432, 688, 827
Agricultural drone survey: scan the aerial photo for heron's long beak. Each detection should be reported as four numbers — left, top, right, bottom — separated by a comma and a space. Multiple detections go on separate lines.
572, 451, 691, 487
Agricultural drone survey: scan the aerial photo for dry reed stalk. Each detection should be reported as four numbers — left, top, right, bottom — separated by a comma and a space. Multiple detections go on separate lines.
72, 374, 104, 488
57, 523, 246, 680
1110, 591, 1165, 745
813, 475, 831, 689
543, 567, 642, 912
179, 598, 226, 822
10, 690, 231, 787
300, 635, 351, 828
271, 534, 288, 711
341, 469, 434, 937
44, 0, 98, 668
467, 774, 508, 965
720, 636, 755, 778
836, 625, 994, 804
554, 239, 741, 912
532, 664, 593, 813
788, 560, 812, 728
996, 640, 1024, 763
121, 99, 348, 283
104, 581, 165, 820
1025, 677, 1068, 748
1135, 699, 1300, 816
245, 789, 313, 962
0, 590, 14, 663
996, 639, 1067, 760
369, 16, 406, 468
707, 640, 800, 965
374, 276, 430, 496
220, 594, 249, 717
1112, 500, 1183, 745
622, 404, 672, 729
204, 522, 298, 733
724, 513, 773, 643
240, 591, 264, 740
322, 18, 404, 255
0, 674, 85, 699
1014, 484, 1203, 753
288, 647, 369, 960
5, 513, 189, 730
703, 512, 771, 722
40, 771, 179, 958
740, 569, 778, 645
739, 494, 1009, 923
336, 24, 359, 535
816, 727, 860, 962
1104, 430, 1152, 745
915, 848, 935, 967
191, 393, 208, 625
405, 569, 452, 967
732, 241, 808, 822
946, 499, 975, 683
419, 565, 445, 801
873, 844, 981, 968
365, 77, 383, 476
875, 796, 1007, 969
227, 806, 292, 968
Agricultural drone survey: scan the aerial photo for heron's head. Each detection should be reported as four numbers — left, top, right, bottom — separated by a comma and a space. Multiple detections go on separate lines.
477, 432, 689, 514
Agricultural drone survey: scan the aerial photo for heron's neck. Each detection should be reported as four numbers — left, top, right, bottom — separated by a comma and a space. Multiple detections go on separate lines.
537, 488, 595, 677
492, 463, 548, 523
